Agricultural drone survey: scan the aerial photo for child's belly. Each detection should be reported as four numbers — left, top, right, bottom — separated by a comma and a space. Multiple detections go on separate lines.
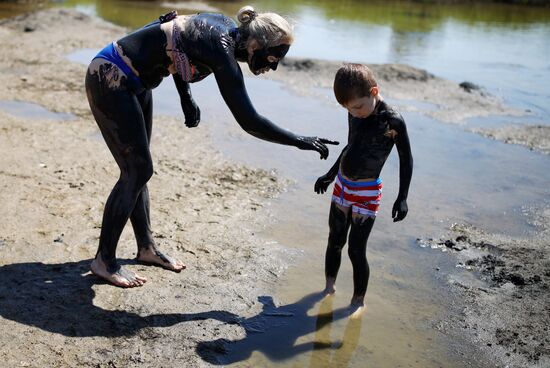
340, 143, 391, 180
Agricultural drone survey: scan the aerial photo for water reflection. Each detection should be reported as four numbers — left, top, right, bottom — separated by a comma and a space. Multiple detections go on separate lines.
197, 292, 361, 366
3, 0, 550, 32
309, 296, 363, 368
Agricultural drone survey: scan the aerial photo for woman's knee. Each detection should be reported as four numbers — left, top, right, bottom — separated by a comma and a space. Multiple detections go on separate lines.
122, 147, 154, 188
133, 161, 153, 188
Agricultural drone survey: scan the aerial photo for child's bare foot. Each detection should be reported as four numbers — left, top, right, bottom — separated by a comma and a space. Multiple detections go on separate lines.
90, 255, 147, 288
349, 304, 366, 319
136, 245, 185, 272
349, 295, 366, 319
323, 277, 336, 296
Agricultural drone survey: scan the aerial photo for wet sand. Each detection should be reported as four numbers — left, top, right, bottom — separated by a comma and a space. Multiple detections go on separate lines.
473, 124, 550, 155
417, 204, 550, 367
0, 7, 548, 367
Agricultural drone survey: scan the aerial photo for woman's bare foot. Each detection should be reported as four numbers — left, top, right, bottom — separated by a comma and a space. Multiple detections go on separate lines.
90, 255, 147, 288
136, 245, 185, 272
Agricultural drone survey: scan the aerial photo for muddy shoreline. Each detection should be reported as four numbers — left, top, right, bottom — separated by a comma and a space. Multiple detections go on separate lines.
0, 7, 548, 367
417, 204, 550, 367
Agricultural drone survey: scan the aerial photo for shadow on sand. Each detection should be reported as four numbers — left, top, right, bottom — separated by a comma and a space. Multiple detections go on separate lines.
0, 260, 362, 365
197, 292, 363, 365
0, 260, 238, 337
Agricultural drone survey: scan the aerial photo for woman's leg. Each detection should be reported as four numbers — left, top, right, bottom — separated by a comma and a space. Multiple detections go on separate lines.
128, 90, 154, 248
130, 90, 185, 271
324, 202, 351, 294
347, 213, 375, 317
86, 60, 152, 287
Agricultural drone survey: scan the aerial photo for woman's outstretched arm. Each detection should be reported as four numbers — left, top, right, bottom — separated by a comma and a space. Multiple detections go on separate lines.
212, 57, 337, 159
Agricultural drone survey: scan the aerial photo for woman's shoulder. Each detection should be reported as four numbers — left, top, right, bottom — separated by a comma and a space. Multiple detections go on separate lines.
183, 13, 239, 64
188, 13, 237, 31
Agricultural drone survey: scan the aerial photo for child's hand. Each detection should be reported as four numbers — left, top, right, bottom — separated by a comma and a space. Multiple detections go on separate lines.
314, 174, 335, 194
392, 198, 408, 222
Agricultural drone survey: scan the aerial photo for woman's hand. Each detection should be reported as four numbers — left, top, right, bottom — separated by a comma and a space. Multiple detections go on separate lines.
182, 101, 201, 128
314, 173, 336, 194
296, 136, 339, 160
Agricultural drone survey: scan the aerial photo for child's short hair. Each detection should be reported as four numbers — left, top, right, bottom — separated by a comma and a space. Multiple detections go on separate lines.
333, 63, 378, 105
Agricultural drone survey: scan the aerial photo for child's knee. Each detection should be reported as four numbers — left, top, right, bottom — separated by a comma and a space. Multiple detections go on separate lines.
328, 229, 347, 249
348, 246, 365, 260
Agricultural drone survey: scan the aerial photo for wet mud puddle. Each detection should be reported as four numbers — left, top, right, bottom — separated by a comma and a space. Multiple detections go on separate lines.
66, 51, 550, 367
0, 100, 74, 121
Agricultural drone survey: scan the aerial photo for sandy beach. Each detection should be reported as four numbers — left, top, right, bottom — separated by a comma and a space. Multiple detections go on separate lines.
0, 7, 548, 367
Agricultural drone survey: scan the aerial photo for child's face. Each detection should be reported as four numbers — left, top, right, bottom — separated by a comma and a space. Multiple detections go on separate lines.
343, 87, 379, 119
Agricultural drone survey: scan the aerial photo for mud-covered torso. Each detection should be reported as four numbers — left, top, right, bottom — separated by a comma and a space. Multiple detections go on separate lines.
341, 100, 403, 180
117, 23, 172, 90
116, 13, 239, 90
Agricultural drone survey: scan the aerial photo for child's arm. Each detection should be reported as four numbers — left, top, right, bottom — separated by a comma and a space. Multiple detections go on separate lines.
314, 114, 352, 194
392, 116, 413, 222
314, 148, 346, 194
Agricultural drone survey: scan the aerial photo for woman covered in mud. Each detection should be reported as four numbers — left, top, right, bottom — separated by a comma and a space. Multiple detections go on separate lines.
85, 6, 338, 287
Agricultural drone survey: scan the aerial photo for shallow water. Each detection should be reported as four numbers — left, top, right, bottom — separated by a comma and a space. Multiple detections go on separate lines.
4, 0, 547, 119
148, 74, 550, 367
0, 100, 75, 121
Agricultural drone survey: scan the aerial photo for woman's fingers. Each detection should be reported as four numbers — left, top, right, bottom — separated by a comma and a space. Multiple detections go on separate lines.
319, 138, 339, 145
314, 140, 329, 159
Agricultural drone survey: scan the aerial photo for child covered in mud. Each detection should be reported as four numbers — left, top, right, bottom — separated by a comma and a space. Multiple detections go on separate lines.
314, 63, 413, 318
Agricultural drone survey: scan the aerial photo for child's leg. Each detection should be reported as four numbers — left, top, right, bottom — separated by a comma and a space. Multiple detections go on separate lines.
348, 214, 375, 311
324, 202, 351, 294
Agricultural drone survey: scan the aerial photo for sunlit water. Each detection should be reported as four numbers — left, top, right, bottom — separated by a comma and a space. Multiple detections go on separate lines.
3, 0, 550, 366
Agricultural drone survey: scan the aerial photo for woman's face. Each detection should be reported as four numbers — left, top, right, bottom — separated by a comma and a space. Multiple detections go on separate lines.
246, 39, 290, 75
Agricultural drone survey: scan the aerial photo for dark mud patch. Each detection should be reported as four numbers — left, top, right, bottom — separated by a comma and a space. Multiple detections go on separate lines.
418, 206, 550, 367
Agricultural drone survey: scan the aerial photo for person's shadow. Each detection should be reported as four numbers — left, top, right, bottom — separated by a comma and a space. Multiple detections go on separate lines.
197, 292, 357, 365
0, 260, 359, 365
0, 260, 239, 337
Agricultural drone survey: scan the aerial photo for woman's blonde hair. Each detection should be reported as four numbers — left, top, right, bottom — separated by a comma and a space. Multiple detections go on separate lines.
237, 5, 294, 48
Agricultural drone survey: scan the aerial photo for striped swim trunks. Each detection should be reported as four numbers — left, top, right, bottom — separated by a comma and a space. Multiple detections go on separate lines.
331, 172, 383, 218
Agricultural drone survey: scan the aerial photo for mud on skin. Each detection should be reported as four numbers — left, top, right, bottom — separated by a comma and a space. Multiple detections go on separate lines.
318, 99, 413, 310
85, 11, 339, 286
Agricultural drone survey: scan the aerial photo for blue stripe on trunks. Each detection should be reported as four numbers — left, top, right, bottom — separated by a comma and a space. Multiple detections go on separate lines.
337, 172, 382, 188
94, 42, 144, 91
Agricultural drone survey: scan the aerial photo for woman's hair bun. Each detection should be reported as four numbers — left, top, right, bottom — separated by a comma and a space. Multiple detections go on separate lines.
237, 5, 257, 25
